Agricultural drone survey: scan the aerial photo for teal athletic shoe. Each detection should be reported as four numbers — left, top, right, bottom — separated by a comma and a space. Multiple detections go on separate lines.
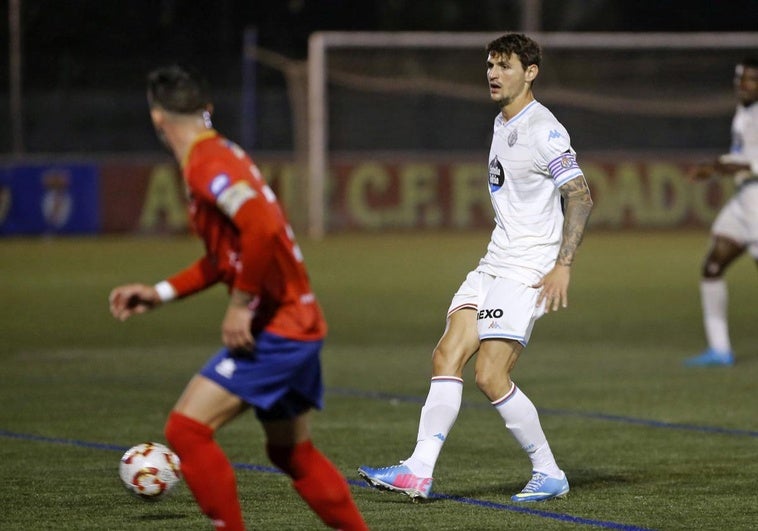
357, 463, 433, 501
684, 348, 734, 367
511, 471, 569, 502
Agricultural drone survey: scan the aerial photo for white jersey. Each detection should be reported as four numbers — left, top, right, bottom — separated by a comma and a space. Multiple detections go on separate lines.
476, 100, 584, 285
711, 101, 758, 257
721, 102, 758, 180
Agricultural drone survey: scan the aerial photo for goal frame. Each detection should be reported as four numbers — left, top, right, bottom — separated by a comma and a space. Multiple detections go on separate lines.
306, 31, 758, 238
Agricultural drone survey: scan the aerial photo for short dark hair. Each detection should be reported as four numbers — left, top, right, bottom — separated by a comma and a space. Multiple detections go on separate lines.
739, 56, 758, 69
486, 33, 542, 69
147, 65, 212, 114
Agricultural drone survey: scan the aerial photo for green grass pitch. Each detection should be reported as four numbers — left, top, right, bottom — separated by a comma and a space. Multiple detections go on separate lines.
1, 231, 757, 530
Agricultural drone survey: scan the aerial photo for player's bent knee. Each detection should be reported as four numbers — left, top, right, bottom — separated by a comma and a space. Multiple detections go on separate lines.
473, 350, 515, 399
701, 259, 724, 279
431, 345, 467, 375
474, 369, 502, 397
267, 441, 303, 478
164, 410, 214, 451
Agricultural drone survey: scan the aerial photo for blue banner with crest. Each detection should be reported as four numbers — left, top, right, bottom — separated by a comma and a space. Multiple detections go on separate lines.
0, 164, 100, 235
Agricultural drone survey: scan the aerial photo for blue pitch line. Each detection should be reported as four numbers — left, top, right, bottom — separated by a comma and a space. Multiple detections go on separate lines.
1, 428, 653, 530
327, 387, 758, 438
538, 408, 758, 438
0, 428, 130, 452
428, 493, 654, 531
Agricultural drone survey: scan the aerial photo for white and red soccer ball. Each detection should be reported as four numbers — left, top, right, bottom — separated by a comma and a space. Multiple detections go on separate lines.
119, 442, 181, 500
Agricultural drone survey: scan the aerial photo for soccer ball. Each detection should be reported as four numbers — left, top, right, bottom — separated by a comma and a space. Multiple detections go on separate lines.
119, 442, 181, 500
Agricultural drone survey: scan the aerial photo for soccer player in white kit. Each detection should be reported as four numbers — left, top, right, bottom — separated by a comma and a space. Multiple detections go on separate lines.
358, 33, 593, 502
685, 57, 758, 367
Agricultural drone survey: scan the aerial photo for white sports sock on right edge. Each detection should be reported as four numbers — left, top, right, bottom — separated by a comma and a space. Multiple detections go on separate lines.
701, 278, 732, 354
404, 376, 463, 478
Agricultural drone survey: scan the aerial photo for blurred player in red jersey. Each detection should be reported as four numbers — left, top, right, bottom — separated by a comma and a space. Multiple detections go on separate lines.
109, 65, 367, 531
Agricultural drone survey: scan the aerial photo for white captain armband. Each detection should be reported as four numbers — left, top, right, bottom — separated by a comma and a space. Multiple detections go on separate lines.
154, 281, 177, 302
217, 181, 257, 218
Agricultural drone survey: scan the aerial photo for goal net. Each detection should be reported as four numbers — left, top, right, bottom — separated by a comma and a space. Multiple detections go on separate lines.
259, 32, 758, 236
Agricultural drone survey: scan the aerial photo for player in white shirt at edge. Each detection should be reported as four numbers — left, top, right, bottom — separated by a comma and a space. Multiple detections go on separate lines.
358, 32, 594, 502
685, 57, 758, 367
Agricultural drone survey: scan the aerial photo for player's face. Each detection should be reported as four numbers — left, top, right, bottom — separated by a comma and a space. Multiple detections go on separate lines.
734, 65, 758, 106
486, 52, 535, 108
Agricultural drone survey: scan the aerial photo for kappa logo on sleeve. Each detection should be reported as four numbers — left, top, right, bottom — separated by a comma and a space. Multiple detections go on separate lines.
548, 130, 563, 141
209, 174, 231, 197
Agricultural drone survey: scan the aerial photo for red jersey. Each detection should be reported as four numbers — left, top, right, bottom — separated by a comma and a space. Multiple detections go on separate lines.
165, 131, 326, 341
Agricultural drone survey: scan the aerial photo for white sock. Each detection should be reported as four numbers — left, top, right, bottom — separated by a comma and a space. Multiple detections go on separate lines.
404, 376, 463, 478
701, 279, 732, 354
493, 383, 562, 478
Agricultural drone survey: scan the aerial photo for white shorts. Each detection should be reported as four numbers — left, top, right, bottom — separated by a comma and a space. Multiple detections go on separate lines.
712, 184, 758, 258
447, 270, 546, 346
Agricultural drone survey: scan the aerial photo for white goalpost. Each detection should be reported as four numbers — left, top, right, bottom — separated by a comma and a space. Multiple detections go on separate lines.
305, 31, 758, 238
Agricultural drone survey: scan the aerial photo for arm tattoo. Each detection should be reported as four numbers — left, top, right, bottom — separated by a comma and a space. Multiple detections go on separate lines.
557, 176, 593, 267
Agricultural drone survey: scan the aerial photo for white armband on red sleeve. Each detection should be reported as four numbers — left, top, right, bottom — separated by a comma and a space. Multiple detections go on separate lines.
217, 181, 257, 218
154, 281, 177, 302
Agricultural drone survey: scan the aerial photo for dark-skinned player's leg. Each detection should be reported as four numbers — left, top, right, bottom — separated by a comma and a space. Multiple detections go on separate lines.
685, 235, 744, 366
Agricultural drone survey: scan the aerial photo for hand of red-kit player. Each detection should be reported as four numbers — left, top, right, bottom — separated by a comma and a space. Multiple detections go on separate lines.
221, 295, 255, 353
533, 264, 571, 313
109, 283, 161, 321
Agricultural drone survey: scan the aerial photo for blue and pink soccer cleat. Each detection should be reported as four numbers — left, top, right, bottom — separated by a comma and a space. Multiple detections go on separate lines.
511, 471, 569, 502
357, 463, 433, 501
